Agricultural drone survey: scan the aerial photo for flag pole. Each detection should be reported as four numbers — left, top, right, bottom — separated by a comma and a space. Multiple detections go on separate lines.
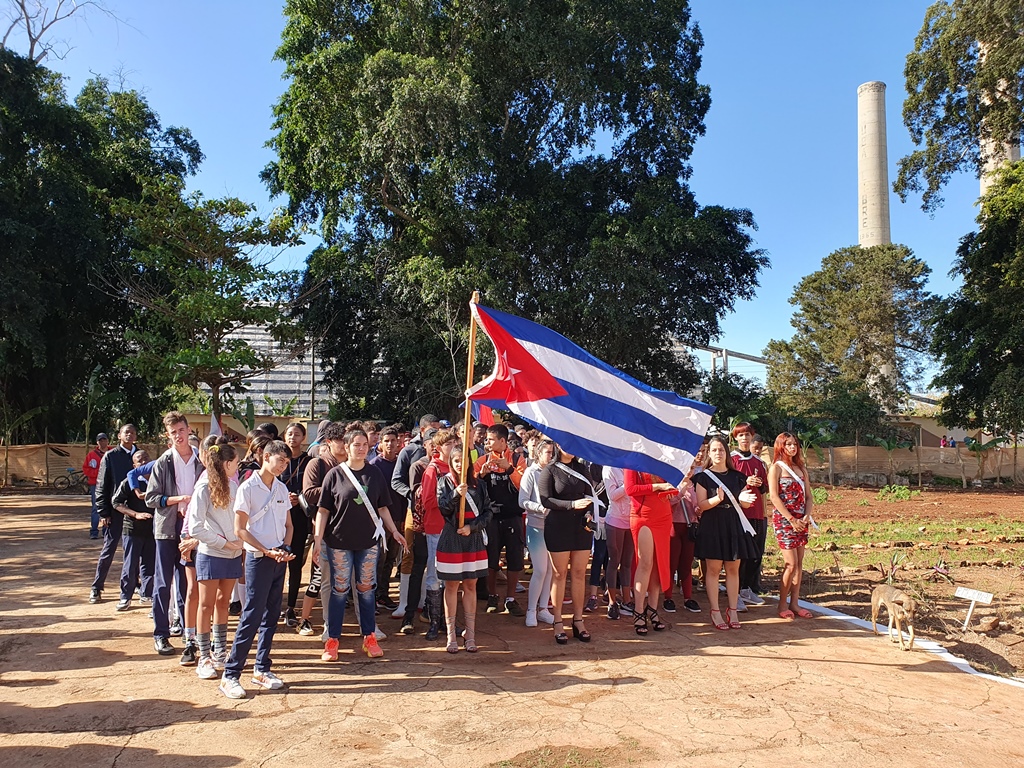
459, 291, 480, 528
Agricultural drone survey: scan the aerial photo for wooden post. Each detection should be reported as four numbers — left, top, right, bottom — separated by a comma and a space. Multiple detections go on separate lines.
828, 446, 834, 487
917, 425, 923, 488
458, 291, 481, 528
854, 430, 860, 486
44, 428, 50, 487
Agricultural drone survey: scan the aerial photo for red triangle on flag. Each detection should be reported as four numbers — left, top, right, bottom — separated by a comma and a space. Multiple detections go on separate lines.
470, 306, 567, 404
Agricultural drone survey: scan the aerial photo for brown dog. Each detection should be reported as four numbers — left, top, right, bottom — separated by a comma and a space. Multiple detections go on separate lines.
871, 585, 917, 650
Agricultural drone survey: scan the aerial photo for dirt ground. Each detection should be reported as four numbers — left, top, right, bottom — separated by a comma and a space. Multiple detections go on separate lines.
767, 486, 1024, 676
2, 496, 1023, 768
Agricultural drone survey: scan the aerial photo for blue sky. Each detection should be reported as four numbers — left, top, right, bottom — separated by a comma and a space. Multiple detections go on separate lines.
32, 1, 980, 386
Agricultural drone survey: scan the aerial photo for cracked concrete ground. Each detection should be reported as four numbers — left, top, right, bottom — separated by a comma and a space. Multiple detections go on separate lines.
1, 498, 1021, 768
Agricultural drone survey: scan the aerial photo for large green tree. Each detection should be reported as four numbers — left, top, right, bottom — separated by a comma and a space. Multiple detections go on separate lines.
896, 0, 1024, 211
110, 180, 302, 423
266, 0, 767, 421
765, 244, 935, 413
0, 50, 201, 439
931, 160, 1024, 432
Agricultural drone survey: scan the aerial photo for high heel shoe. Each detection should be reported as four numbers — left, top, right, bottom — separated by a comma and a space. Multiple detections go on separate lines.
710, 609, 729, 631
633, 610, 649, 635
571, 618, 591, 642
727, 608, 741, 629
646, 606, 667, 631
553, 622, 568, 645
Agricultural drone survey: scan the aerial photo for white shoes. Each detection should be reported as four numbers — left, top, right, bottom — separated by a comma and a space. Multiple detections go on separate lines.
739, 588, 766, 606
536, 608, 556, 625
735, 596, 748, 613
525, 610, 538, 627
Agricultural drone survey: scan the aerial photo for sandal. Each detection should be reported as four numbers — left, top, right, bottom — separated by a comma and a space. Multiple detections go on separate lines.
646, 606, 667, 631
778, 609, 795, 620
633, 611, 649, 636
553, 622, 568, 645
727, 608, 741, 629
710, 609, 729, 631
571, 618, 591, 643
794, 607, 813, 619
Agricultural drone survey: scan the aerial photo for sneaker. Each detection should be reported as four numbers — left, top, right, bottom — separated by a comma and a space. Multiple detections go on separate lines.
362, 634, 384, 658
89, 588, 101, 604
179, 642, 198, 667
115, 598, 131, 612
375, 627, 387, 641
321, 638, 339, 662
284, 607, 298, 628
138, 596, 153, 605
486, 595, 500, 613
219, 676, 246, 699
735, 596, 748, 613
418, 608, 431, 624
298, 619, 314, 636
515, 582, 526, 593
683, 599, 701, 613
536, 608, 556, 625
740, 588, 766, 606
376, 594, 399, 610
662, 598, 677, 613
399, 617, 415, 635
228, 601, 242, 616
718, 583, 727, 592
584, 596, 599, 613
169, 621, 183, 637
196, 658, 218, 680
252, 670, 284, 690
90, 533, 99, 540
212, 651, 227, 671
154, 637, 175, 656
504, 598, 524, 617
619, 601, 636, 617
607, 602, 620, 620
525, 610, 538, 627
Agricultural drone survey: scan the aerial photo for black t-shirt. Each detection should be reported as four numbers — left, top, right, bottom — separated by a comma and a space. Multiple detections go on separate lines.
318, 462, 387, 551
113, 477, 153, 538
693, 469, 748, 514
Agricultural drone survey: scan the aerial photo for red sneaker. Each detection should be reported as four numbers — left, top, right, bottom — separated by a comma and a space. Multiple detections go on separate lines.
362, 634, 384, 658
321, 638, 339, 662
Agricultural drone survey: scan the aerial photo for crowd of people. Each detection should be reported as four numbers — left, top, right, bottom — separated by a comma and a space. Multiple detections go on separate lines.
84, 411, 815, 699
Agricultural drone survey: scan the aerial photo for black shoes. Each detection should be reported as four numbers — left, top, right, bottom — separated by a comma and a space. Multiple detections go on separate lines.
504, 598, 524, 617
486, 595, 500, 613
115, 598, 131, 612
169, 621, 183, 637
89, 588, 101, 604
179, 641, 198, 666
284, 607, 298, 628
376, 595, 399, 611
154, 637, 175, 656
662, 598, 677, 613
228, 601, 242, 616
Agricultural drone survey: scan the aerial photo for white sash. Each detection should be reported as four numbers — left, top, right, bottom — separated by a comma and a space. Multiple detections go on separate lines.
775, 461, 819, 530
705, 472, 756, 537
555, 462, 605, 515
339, 462, 387, 545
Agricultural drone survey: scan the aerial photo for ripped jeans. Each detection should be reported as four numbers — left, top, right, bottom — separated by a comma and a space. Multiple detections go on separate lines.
321, 543, 378, 639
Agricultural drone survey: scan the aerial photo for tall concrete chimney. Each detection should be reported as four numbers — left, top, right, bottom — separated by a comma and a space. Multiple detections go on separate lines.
857, 81, 891, 247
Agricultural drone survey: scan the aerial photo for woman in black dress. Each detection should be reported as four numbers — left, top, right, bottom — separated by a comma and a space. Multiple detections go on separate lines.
281, 422, 312, 628
693, 435, 757, 631
538, 445, 596, 644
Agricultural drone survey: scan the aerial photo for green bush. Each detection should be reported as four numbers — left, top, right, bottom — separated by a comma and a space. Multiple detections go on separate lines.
811, 487, 829, 505
876, 485, 922, 502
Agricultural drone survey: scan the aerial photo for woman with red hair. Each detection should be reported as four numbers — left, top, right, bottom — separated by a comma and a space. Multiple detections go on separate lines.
767, 433, 815, 619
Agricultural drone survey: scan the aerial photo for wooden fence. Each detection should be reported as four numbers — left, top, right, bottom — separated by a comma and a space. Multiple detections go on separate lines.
1, 443, 166, 488
805, 445, 1023, 483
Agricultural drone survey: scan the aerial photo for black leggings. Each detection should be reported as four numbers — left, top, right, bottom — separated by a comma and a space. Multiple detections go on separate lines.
286, 507, 310, 609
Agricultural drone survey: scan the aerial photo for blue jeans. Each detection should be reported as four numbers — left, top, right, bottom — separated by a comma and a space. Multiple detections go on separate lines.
120, 534, 155, 601
224, 553, 286, 679
89, 485, 99, 537
91, 514, 124, 591
425, 533, 441, 591
322, 543, 378, 638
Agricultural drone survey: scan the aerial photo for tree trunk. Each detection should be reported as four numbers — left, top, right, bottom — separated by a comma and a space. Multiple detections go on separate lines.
956, 446, 967, 489
1014, 434, 1019, 485
828, 446, 834, 487
211, 385, 222, 427
855, 430, 860, 486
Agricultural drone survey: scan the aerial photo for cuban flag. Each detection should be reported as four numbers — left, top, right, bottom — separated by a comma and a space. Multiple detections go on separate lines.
467, 304, 714, 484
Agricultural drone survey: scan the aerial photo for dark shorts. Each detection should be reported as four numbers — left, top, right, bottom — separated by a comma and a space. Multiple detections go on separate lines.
486, 517, 525, 571
196, 552, 243, 581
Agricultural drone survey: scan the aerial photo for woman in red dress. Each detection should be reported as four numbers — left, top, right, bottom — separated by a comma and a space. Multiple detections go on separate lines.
624, 470, 676, 635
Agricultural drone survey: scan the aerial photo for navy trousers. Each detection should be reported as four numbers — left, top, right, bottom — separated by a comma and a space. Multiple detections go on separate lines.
224, 552, 286, 680
120, 534, 155, 601
91, 514, 124, 591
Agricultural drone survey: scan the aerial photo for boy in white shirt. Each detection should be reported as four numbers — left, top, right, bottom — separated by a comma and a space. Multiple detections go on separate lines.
219, 441, 296, 699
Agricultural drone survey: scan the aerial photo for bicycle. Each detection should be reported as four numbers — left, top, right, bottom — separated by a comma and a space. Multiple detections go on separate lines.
53, 467, 89, 493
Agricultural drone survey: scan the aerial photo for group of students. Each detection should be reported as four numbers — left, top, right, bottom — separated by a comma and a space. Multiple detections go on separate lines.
85, 410, 815, 699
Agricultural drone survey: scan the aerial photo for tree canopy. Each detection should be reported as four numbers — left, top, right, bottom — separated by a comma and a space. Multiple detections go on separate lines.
764, 244, 935, 413
266, 0, 767, 420
931, 160, 1024, 433
896, 0, 1024, 211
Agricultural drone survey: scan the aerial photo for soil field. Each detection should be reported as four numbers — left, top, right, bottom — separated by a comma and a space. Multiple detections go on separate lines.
1, 494, 1022, 768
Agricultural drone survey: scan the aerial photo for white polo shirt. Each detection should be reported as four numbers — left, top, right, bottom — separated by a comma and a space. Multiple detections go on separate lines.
173, 447, 199, 514
234, 471, 290, 553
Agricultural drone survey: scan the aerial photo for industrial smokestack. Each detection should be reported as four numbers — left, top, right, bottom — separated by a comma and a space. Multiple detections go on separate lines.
857, 81, 891, 247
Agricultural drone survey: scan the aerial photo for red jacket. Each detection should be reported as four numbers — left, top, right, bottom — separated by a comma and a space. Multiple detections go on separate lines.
83, 448, 105, 486
421, 458, 450, 536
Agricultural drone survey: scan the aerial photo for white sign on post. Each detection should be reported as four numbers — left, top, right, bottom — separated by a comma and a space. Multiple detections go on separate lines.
954, 586, 994, 630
